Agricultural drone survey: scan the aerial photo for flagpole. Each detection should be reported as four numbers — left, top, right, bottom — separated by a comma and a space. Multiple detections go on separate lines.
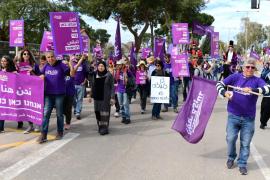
227, 85, 261, 96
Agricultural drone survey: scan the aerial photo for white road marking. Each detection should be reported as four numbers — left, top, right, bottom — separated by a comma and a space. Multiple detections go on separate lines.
251, 142, 270, 180
0, 132, 79, 180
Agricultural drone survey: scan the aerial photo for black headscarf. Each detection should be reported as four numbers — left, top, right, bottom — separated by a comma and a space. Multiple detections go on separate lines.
97, 60, 108, 77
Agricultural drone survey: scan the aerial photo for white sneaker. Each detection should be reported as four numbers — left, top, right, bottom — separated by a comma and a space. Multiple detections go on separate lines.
114, 112, 119, 117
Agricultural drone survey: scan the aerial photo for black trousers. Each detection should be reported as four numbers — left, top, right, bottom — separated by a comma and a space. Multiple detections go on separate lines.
260, 97, 270, 126
115, 94, 120, 112
138, 86, 147, 110
64, 95, 74, 125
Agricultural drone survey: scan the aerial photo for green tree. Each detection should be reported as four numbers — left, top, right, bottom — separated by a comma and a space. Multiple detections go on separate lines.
236, 17, 266, 52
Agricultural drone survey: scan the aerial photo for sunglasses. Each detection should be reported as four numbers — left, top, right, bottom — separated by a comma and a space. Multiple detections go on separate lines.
23, 53, 29, 56
46, 56, 54, 58
245, 66, 255, 70
156, 64, 161, 67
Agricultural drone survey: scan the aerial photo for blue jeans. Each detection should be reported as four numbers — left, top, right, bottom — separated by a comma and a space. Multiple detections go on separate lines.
117, 92, 130, 119
42, 95, 65, 134
164, 83, 177, 109
0, 120, 4, 131
152, 103, 161, 117
226, 113, 255, 167
74, 85, 85, 115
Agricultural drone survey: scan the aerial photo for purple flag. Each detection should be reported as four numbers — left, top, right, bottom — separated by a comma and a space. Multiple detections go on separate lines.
114, 18, 122, 61
81, 34, 90, 54
50, 12, 83, 55
265, 47, 270, 55
211, 32, 219, 58
172, 23, 189, 45
158, 41, 166, 63
9, 20, 24, 47
172, 76, 217, 144
0, 72, 44, 125
154, 38, 165, 58
171, 54, 190, 77
141, 48, 152, 59
192, 21, 206, 36
250, 51, 260, 60
130, 43, 137, 71
40, 31, 54, 52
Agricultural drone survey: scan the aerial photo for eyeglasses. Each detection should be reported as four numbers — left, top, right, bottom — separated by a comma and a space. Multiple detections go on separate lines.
245, 66, 255, 70
23, 53, 29, 56
156, 64, 161, 67
46, 56, 54, 58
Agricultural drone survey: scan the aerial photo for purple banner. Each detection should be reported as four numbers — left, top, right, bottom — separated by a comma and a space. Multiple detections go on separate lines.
192, 22, 206, 36
9, 20, 24, 47
141, 48, 152, 59
250, 51, 260, 60
136, 70, 147, 85
171, 54, 190, 77
265, 47, 270, 55
172, 23, 189, 45
50, 12, 83, 55
211, 32, 219, 58
154, 38, 165, 58
172, 77, 217, 144
40, 31, 54, 52
114, 18, 122, 61
0, 72, 44, 125
81, 34, 90, 54
130, 43, 137, 71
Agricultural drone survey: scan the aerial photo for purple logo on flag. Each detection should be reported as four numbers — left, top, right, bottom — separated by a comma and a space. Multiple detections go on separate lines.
40, 31, 54, 52
49, 12, 83, 55
211, 32, 219, 58
172, 77, 217, 143
9, 20, 24, 47
171, 54, 190, 77
0, 72, 44, 125
172, 23, 189, 45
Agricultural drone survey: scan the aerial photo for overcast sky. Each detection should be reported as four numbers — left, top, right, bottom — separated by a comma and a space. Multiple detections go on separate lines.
82, 0, 270, 44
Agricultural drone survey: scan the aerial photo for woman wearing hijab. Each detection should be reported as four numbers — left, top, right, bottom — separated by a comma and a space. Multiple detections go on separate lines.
89, 61, 114, 135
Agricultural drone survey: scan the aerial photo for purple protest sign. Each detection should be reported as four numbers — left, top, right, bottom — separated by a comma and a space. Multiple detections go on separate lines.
250, 51, 260, 60
40, 31, 54, 52
0, 72, 44, 125
172, 23, 189, 45
172, 77, 217, 144
211, 32, 219, 58
171, 54, 190, 77
81, 34, 90, 54
136, 70, 147, 85
9, 20, 24, 47
49, 12, 83, 55
154, 38, 165, 58
141, 48, 152, 59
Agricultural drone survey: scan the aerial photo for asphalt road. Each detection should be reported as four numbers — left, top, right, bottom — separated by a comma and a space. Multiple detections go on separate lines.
0, 96, 269, 180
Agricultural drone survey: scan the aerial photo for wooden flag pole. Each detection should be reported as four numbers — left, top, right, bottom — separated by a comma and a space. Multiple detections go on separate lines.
227, 85, 262, 96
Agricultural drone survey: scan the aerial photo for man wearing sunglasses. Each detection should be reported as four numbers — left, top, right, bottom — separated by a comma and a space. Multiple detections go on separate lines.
216, 59, 270, 175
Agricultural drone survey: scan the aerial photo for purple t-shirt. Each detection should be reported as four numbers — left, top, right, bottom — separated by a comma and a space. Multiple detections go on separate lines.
65, 76, 75, 96
223, 73, 265, 118
41, 61, 70, 95
73, 61, 88, 85
117, 72, 126, 93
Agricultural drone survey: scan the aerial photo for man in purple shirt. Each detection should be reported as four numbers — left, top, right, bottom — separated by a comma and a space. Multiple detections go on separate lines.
216, 59, 270, 175
37, 51, 75, 143
72, 54, 89, 120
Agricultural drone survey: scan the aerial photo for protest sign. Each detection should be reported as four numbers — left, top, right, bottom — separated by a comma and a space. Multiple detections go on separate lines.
150, 76, 170, 104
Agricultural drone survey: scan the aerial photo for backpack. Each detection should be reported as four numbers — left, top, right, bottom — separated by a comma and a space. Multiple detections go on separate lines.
126, 74, 136, 94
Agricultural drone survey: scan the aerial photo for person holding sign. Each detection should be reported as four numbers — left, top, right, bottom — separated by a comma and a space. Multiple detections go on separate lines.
37, 51, 75, 144
216, 59, 270, 175
151, 60, 169, 120
136, 60, 149, 114
0, 55, 17, 133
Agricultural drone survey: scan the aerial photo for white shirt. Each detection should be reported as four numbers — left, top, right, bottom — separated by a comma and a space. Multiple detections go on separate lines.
227, 51, 233, 63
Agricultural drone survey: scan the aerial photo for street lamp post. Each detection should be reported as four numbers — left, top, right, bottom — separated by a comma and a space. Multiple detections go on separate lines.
236, 10, 259, 53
